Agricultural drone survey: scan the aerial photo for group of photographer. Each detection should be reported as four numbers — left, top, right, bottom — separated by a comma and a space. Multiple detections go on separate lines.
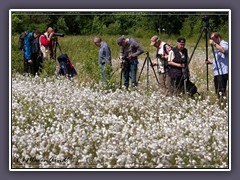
20, 26, 228, 99
94, 31, 228, 99
150, 33, 228, 98
19, 27, 55, 76
20, 26, 77, 78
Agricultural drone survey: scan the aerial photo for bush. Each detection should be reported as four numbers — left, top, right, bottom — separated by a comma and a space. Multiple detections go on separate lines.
102, 21, 121, 35
40, 59, 58, 78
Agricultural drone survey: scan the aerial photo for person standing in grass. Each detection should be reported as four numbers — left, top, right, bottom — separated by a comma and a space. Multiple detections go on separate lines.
168, 37, 189, 96
206, 32, 229, 99
150, 35, 172, 95
117, 35, 144, 89
21, 30, 41, 76
39, 27, 55, 60
93, 36, 112, 82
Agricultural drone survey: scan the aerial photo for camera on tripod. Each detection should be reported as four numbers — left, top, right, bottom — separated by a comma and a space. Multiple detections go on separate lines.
120, 56, 129, 63
54, 33, 65, 37
202, 16, 209, 22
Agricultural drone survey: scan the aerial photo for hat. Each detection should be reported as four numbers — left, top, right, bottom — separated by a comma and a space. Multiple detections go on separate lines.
177, 37, 186, 43
117, 35, 125, 46
150, 35, 159, 46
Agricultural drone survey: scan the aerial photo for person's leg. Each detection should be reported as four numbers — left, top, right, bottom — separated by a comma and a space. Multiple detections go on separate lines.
130, 63, 138, 87
27, 59, 34, 75
214, 75, 224, 98
32, 53, 38, 76
158, 73, 165, 92
165, 73, 171, 96
174, 75, 184, 95
23, 59, 28, 74
169, 77, 176, 96
100, 63, 106, 81
222, 74, 228, 96
124, 63, 130, 89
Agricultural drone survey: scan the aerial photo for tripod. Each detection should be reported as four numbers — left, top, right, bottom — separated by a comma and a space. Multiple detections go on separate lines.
138, 51, 159, 90
188, 16, 221, 91
53, 37, 63, 61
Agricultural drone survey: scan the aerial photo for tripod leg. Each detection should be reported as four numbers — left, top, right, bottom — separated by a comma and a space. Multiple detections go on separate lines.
205, 27, 209, 91
149, 58, 160, 84
57, 42, 63, 54
189, 27, 205, 64
147, 55, 149, 90
120, 66, 123, 89
137, 58, 147, 82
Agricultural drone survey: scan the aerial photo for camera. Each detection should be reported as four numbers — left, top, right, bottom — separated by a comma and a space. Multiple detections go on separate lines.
54, 33, 64, 37
202, 16, 209, 21
156, 53, 162, 58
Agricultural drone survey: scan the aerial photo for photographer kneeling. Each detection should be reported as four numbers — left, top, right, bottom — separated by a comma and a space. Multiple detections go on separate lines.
57, 53, 77, 78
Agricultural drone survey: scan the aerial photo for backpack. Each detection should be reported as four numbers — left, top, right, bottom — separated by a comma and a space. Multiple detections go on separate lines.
18, 31, 29, 51
31, 35, 41, 54
185, 79, 198, 97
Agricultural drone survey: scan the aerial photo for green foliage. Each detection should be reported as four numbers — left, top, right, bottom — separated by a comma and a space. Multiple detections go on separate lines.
102, 21, 122, 35
40, 59, 57, 78
91, 16, 104, 35
12, 50, 23, 74
180, 15, 229, 40
56, 17, 69, 34
11, 12, 229, 39
11, 35, 24, 73
12, 14, 23, 34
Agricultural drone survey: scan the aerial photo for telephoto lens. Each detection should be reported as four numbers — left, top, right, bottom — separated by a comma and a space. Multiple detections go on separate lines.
54, 33, 65, 37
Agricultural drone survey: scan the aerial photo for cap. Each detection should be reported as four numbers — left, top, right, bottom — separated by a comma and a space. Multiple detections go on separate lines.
177, 37, 186, 43
150, 35, 159, 46
117, 35, 125, 46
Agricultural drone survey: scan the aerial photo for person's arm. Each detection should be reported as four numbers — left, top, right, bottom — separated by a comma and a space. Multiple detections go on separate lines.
168, 61, 185, 68
40, 35, 50, 46
130, 41, 144, 58
40, 32, 54, 46
167, 50, 185, 68
209, 39, 225, 53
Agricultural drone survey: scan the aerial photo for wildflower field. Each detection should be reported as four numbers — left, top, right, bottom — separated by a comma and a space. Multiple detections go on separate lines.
11, 35, 229, 169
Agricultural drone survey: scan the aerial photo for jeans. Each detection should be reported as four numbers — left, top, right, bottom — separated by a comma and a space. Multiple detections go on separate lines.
100, 63, 106, 81
123, 62, 138, 89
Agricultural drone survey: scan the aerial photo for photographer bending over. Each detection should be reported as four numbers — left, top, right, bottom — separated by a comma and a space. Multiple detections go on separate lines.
150, 35, 172, 95
117, 35, 144, 89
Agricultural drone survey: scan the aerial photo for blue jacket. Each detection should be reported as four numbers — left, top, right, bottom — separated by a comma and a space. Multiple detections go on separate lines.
24, 32, 34, 60
98, 42, 111, 64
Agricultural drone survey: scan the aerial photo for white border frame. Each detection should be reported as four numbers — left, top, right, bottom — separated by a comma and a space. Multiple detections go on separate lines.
9, 9, 231, 171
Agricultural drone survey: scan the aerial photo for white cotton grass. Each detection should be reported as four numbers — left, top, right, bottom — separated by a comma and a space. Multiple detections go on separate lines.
11, 73, 229, 169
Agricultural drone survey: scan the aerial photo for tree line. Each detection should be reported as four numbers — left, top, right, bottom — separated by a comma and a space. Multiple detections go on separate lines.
11, 11, 229, 39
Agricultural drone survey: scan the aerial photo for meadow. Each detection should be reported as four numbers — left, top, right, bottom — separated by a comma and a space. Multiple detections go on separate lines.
11, 35, 229, 169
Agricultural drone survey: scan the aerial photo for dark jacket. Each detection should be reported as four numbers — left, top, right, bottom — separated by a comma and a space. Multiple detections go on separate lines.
169, 46, 188, 78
